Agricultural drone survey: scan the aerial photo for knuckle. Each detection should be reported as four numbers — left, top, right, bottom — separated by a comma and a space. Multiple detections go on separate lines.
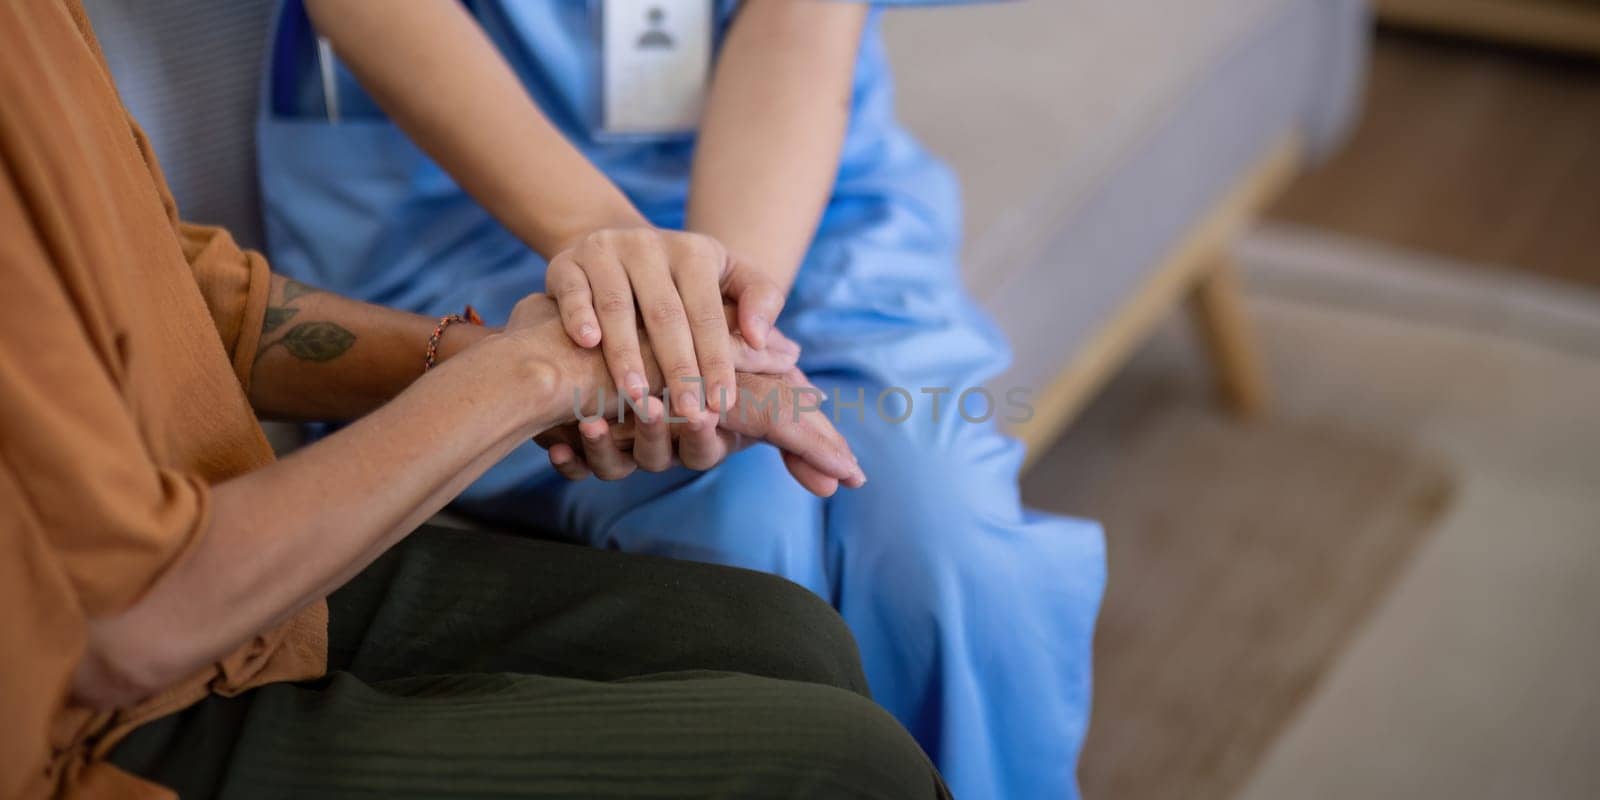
699, 354, 733, 374
670, 234, 722, 267
605, 344, 643, 367
689, 233, 724, 259
644, 299, 686, 327
665, 354, 699, 377
752, 278, 782, 300
621, 228, 662, 255
594, 290, 633, 316
690, 309, 730, 330
554, 282, 591, 303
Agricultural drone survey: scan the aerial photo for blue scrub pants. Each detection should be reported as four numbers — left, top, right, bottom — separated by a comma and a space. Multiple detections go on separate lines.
433, 175, 1106, 799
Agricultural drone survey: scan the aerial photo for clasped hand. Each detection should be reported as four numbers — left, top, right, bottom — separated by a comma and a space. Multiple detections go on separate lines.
508, 229, 864, 496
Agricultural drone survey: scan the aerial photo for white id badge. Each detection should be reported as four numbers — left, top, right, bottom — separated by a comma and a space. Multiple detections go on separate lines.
598, 0, 714, 137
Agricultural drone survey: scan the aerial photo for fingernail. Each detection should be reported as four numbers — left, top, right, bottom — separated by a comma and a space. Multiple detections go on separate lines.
579, 323, 597, 342
626, 372, 647, 399
677, 390, 701, 417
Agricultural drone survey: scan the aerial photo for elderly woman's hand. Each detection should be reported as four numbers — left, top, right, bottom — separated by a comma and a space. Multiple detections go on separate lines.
536, 368, 865, 498
505, 293, 860, 495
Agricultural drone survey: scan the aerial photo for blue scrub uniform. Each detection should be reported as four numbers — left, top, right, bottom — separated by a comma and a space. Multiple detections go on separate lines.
260, 2, 1105, 796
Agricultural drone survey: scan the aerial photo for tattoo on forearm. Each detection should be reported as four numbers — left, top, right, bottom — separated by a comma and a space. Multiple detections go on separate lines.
262, 306, 298, 334
266, 321, 357, 362
255, 278, 356, 365
280, 277, 321, 304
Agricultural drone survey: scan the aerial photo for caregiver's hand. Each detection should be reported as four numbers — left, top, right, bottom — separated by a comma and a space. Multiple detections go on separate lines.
506, 294, 859, 493
545, 228, 786, 419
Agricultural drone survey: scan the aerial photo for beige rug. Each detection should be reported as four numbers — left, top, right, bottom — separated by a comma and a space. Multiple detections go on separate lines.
1024, 222, 1600, 799
1022, 325, 1454, 800
1232, 227, 1600, 800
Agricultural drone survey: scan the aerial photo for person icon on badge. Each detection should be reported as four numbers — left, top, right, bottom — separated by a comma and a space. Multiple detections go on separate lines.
637, 6, 674, 50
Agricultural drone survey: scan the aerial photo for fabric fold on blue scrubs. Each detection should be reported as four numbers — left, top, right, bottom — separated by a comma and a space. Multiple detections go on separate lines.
259, 2, 1105, 797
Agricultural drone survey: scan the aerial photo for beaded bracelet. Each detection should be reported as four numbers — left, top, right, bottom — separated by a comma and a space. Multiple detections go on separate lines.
423, 305, 485, 372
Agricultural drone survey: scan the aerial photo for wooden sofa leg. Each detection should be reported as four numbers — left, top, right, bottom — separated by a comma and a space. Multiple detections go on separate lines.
1187, 254, 1269, 418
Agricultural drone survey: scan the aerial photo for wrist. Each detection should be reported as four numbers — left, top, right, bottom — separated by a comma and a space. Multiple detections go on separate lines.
433, 318, 494, 367
435, 331, 567, 437
549, 210, 654, 256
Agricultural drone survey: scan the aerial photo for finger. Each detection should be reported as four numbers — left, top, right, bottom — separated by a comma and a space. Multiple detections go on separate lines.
632, 397, 674, 472
625, 239, 705, 421
547, 441, 594, 482
578, 418, 637, 481
722, 255, 786, 349
676, 412, 729, 471
791, 396, 865, 488
785, 367, 822, 395
783, 450, 840, 498
723, 376, 863, 486
545, 252, 601, 348
534, 425, 585, 454
766, 326, 802, 359
579, 237, 649, 401
721, 304, 799, 374
673, 243, 738, 414
536, 427, 595, 481
731, 330, 801, 374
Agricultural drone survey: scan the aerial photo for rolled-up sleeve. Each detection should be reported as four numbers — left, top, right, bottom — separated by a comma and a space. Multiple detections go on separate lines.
178, 222, 275, 393
125, 117, 275, 394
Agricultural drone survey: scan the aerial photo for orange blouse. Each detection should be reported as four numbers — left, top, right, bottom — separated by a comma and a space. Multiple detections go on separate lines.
0, 3, 327, 797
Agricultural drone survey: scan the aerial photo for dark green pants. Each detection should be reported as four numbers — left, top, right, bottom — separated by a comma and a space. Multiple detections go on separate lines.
110, 526, 948, 799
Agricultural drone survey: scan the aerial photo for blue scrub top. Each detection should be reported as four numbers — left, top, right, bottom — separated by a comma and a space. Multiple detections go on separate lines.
269, 0, 977, 219
262, 0, 984, 319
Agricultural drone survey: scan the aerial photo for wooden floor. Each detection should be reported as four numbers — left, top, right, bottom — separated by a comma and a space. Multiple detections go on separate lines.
1269, 29, 1600, 288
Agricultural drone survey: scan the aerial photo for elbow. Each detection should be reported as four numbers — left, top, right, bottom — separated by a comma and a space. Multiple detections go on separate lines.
70, 620, 181, 711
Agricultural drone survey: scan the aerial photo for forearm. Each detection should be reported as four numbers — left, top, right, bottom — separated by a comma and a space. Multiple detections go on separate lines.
248, 273, 491, 420
77, 332, 561, 706
305, 0, 645, 256
685, 1, 867, 291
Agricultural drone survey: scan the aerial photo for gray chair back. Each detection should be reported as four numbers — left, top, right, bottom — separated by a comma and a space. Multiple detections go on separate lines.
83, 0, 277, 249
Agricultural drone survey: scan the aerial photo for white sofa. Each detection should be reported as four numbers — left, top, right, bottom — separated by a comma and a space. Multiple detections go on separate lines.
885, 0, 1368, 456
